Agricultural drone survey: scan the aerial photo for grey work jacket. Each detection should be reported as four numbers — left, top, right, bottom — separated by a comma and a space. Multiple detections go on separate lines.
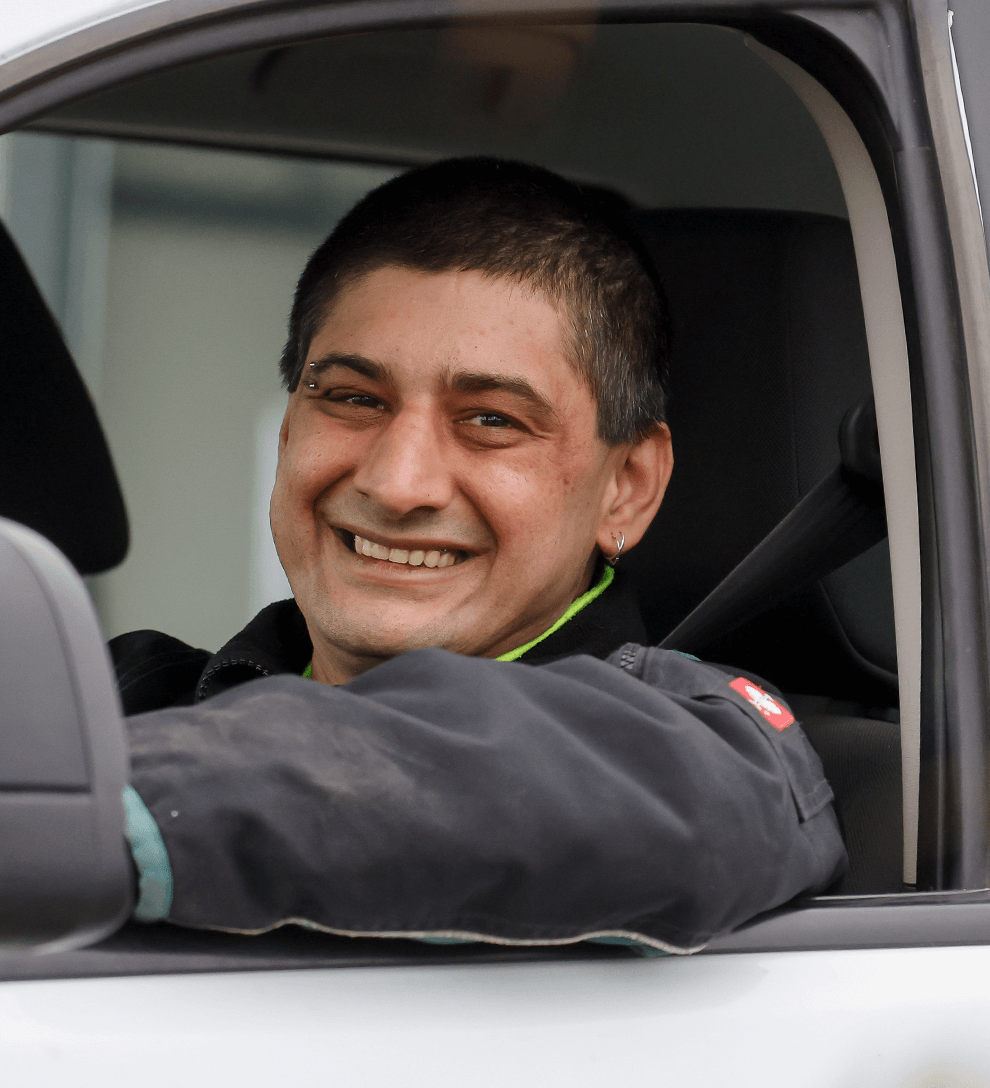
124, 643, 846, 954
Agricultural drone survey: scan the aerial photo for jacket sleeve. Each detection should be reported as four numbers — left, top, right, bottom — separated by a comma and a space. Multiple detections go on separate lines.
124, 646, 846, 953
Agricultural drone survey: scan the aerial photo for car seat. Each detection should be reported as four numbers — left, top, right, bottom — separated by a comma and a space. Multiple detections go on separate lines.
0, 220, 128, 575
626, 208, 903, 893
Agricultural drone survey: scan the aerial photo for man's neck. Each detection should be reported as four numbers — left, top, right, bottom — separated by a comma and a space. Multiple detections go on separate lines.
308, 643, 391, 686
306, 565, 615, 684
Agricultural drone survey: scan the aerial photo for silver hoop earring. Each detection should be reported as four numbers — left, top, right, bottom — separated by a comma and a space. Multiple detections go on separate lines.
607, 532, 625, 567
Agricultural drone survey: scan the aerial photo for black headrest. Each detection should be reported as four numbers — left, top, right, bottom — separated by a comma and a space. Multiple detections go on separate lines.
626, 209, 897, 704
0, 221, 128, 575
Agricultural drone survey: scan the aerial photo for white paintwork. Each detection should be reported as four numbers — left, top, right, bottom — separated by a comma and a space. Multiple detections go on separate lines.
3, 947, 990, 1086
0, 0, 167, 67
747, 40, 923, 886
948, 10, 982, 221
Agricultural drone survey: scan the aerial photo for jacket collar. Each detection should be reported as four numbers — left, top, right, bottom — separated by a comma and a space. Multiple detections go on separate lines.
196, 568, 647, 701
196, 598, 312, 702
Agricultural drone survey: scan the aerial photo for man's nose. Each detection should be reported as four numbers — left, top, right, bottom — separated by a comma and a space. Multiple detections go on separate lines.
351, 406, 455, 516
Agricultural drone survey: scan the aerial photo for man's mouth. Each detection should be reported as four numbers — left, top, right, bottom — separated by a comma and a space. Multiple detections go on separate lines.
338, 529, 469, 568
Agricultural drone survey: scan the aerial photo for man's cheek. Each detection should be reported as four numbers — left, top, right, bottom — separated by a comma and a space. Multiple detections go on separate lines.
270, 475, 317, 576
481, 459, 566, 516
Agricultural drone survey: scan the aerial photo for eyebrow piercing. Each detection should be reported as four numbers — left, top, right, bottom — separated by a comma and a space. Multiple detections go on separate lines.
607, 532, 625, 567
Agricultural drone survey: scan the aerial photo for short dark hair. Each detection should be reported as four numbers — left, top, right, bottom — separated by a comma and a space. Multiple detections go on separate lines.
280, 157, 669, 444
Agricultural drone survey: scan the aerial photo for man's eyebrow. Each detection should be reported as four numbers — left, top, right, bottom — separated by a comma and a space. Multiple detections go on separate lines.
449, 371, 561, 425
305, 353, 392, 383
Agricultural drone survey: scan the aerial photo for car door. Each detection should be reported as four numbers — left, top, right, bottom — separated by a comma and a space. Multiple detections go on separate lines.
2, 0, 990, 1084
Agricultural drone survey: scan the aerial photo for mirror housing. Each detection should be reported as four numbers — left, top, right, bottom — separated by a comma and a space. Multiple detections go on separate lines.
0, 517, 132, 952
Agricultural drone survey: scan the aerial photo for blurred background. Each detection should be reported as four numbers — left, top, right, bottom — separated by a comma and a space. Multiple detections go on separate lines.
0, 133, 396, 650
0, 22, 845, 653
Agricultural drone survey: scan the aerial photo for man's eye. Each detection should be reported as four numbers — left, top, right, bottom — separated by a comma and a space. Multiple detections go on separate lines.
328, 392, 383, 409
466, 413, 511, 428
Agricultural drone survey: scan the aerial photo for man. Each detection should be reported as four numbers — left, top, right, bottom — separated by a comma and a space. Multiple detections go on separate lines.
114, 158, 845, 953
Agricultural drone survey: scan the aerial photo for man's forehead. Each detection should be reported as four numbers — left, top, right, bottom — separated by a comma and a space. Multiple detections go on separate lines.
304, 265, 591, 411
313, 265, 569, 357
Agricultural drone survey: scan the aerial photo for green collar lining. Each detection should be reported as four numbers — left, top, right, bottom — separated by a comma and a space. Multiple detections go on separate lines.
495, 564, 614, 661
301, 564, 614, 677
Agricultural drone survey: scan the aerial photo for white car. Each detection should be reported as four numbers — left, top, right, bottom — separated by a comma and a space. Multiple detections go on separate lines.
1, 0, 989, 1083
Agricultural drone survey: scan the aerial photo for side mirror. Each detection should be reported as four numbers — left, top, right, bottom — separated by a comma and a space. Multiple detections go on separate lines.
0, 517, 132, 952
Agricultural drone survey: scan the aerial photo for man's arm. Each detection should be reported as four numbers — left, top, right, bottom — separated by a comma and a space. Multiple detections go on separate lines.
124, 646, 846, 953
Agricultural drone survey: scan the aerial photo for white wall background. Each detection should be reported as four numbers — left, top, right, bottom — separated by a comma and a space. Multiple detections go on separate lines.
0, 132, 395, 651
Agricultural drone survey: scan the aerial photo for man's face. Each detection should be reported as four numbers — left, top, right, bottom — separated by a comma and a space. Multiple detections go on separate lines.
271, 265, 635, 682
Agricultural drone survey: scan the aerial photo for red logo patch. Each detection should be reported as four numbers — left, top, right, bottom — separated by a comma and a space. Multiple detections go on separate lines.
729, 677, 795, 730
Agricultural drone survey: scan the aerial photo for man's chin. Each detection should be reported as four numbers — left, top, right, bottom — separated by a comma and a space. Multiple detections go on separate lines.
307, 606, 477, 675
338, 627, 451, 660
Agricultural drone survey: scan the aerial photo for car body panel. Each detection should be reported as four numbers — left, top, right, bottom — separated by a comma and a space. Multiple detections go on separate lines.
0, 0, 164, 66
6, 947, 990, 1085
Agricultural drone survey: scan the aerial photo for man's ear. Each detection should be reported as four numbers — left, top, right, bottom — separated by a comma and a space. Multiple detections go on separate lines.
596, 423, 673, 558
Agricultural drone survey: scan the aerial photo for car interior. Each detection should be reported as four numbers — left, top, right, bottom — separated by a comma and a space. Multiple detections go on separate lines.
0, 17, 908, 976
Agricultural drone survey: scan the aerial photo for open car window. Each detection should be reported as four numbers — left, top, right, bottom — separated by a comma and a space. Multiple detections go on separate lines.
1, 6, 980, 979
2, 22, 848, 654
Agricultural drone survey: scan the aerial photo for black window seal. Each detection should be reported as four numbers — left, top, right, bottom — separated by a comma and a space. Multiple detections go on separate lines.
4, 891, 990, 983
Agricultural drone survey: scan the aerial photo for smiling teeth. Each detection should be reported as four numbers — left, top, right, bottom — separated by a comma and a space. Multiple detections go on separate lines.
353, 534, 457, 568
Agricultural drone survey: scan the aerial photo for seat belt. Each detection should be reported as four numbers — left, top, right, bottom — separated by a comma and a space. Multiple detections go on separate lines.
660, 398, 887, 656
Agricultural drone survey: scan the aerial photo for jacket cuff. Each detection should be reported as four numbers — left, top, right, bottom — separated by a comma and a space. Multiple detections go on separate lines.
123, 785, 173, 922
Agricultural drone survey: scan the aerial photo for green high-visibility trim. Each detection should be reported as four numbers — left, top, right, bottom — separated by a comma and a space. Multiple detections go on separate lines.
300, 564, 615, 677
496, 564, 614, 662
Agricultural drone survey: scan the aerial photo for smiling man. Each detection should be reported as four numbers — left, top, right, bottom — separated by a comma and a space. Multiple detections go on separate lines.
267, 158, 672, 684
274, 265, 662, 679
113, 159, 845, 951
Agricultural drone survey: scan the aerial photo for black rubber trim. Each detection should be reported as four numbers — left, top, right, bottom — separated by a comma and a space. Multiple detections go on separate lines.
707, 889, 990, 953
3, 893, 990, 981
0, 0, 455, 131
0, 922, 640, 982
